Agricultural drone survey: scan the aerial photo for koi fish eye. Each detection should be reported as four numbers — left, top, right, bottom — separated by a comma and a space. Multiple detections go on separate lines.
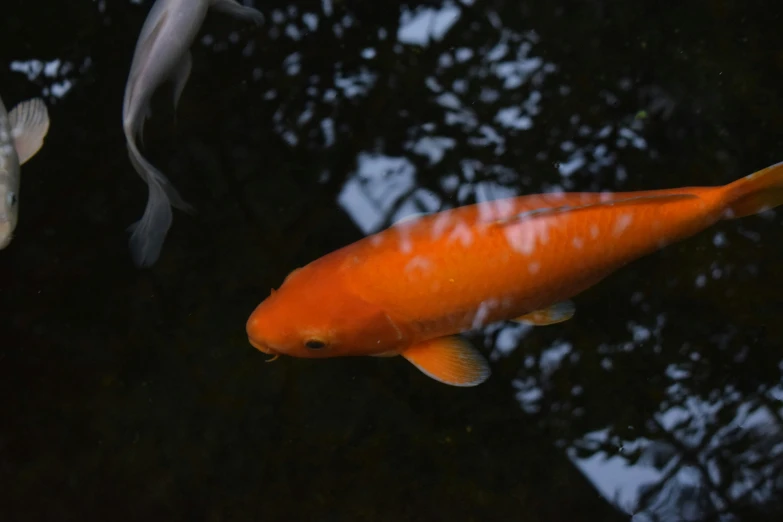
6, 192, 17, 207
304, 339, 327, 350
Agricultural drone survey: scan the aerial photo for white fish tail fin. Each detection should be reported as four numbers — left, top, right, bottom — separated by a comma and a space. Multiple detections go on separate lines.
722, 160, 783, 219
126, 138, 193, 267
172, 51, 193, 113
9, 98, 50, 164
210, 0, 265, 24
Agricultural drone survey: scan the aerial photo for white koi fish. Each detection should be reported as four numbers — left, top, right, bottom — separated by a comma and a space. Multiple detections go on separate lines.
122, 0, 263, 267
0, 95, 50, 250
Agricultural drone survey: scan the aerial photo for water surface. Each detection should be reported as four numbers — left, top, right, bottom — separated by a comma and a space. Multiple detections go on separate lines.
2, 1, 782, 520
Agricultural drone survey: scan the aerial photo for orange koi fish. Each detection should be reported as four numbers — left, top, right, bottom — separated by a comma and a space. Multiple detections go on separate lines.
246, 161, 783, 386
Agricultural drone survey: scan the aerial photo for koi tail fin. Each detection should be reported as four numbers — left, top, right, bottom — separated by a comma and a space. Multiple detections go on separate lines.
722, 161, 783, 219
125, 134, 193, 267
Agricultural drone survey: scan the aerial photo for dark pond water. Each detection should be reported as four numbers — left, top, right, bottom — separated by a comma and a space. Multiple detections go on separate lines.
2, 0, 783, 520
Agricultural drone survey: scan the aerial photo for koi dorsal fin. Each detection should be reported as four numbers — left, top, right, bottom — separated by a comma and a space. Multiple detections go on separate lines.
490, 194, 698, 227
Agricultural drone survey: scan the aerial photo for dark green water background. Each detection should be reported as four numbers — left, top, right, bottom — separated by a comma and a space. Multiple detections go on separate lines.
2, 1, 782, 521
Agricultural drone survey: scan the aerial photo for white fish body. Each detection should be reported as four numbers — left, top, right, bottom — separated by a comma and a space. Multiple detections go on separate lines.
123, 0, 263, 267
0, 96, 50, 250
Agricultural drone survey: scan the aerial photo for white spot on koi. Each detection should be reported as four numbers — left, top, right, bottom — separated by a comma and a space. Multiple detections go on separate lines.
383, 313, 404, 341
477, 198, 515, 223
396, 226, 414, 253
528, 261, 541, 274
505, 226, 536, 255
590, 224, 600, 238
613, 213, 633, 236
431, 213, 454, 241
471, 298, 498, 329
504, 215, 556, 256
572, 236, 584, 249
405, 255, 432, 274
448, 221, 473, 247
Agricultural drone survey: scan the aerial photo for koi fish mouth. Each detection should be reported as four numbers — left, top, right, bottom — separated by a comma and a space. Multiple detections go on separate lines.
247, 336, 280, 362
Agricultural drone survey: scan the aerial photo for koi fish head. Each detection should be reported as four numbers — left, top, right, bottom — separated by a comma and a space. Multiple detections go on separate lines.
246, 265, 407, 360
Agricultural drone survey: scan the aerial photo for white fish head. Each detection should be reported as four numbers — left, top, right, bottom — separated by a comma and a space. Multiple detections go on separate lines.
0, 97, 19, 251
0, 96, 50, 250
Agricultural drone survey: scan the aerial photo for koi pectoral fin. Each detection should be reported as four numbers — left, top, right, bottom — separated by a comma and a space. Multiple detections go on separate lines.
401, 336, 491, 387
512, 301, 575, 326
9, 98, 50, 165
